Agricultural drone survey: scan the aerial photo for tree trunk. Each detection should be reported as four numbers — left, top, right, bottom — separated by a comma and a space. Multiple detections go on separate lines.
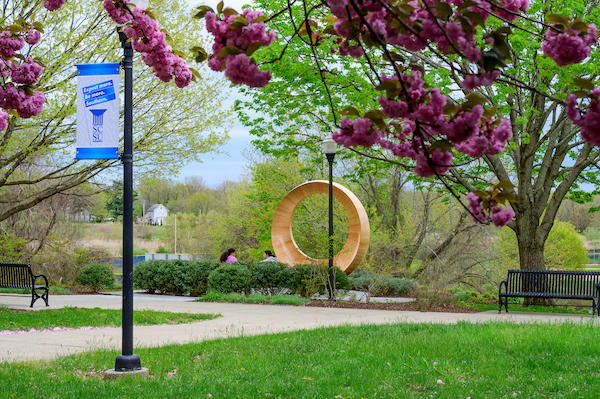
514, 213, 553, 306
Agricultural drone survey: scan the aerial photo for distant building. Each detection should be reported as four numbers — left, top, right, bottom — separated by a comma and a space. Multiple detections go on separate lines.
146, 204, 169, 225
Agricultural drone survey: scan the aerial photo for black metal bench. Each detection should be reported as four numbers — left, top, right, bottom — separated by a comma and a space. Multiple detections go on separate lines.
0, 263, 49, 307
499, 269, 600, 315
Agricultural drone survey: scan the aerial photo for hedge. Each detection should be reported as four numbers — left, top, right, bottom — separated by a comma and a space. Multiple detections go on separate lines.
134, 259, 352, 297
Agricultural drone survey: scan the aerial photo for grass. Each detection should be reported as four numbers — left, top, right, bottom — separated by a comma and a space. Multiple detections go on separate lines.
0, 306, 219, 332
196, 291, 310, 306
0, 286, 71, 295
463, 302, 593, 314
1, 321, 599, 398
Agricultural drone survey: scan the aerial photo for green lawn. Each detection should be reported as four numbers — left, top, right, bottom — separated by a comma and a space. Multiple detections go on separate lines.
1, 321, 598, 398
0, 306, 219, 332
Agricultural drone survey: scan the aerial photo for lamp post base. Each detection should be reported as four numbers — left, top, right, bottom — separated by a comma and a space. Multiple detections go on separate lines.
114, 354, 142, 372
105, 367, 149, 379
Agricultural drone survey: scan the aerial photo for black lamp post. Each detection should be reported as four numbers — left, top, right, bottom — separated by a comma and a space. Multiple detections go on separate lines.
113, 19, 142, 373
322, 136, 337, 301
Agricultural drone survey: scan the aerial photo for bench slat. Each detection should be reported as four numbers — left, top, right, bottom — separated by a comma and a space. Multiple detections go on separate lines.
0, 263, 49, 307
499, 270, 600, 316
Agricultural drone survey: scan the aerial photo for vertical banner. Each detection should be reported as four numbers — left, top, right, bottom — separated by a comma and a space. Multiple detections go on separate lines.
76, 63, 120, 159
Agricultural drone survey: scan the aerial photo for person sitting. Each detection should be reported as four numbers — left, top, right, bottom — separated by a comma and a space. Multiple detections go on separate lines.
219, 248, 237, 263
261, 250, 279, 263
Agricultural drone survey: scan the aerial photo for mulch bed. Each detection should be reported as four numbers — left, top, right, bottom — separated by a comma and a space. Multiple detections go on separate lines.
305, 300, 481, 313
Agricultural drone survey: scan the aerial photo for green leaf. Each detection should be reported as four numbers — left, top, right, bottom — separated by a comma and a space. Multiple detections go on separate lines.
189, 67, 201, 79
482, 51, 499, 72
462, 11, 485, 27
571, 21, 589, 33
217, 1, 224, 13
495, 192, 519, 204
8, 25, 25, 34
430, 139, 453, 152
340, 107, 360, 117
323, 25, 337, 35
32, 22, 44, 33
233, 16, 249, 25
494, 180, 515, 190
229, 22, 245, 30
472, 190, 488, 200
376, 80, 400, 91
443, 102, 458, 115
435, 2, 453, 20
246, 42, 262, 57
572, 90, 589, 98
465, 92, 487, 105
458, 0, 479, 11
216, 45, 243, 57
254, 16, 269, 23
545, 14, 570, 26
483, 104, 498, 119
573, 77, 595, 91
364, 109, 386, 121
173, 49, 187, 58
223, 8, 240, 15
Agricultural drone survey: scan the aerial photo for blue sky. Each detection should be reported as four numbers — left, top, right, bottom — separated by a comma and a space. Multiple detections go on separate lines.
181, 0, 255, 188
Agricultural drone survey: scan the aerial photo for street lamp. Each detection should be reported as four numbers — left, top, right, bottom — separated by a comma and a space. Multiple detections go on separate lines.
113, 0, 149, 374
322, 136, 337, 301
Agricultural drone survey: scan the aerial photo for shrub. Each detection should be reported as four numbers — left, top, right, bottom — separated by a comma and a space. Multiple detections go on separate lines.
251, 262, 289, 294
278, 264, 351, 298
348, 269, 376, 291
156, 245, 169, 254
208, 264, 252, 294
133, 259, 221, 296
349, 270, 417, 296
373, 276, 417, 296
76, 263, 114, 293
186, 260, 222, 296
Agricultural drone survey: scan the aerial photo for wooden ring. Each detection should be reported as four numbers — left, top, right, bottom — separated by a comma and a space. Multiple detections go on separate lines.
271, 180, 370, 274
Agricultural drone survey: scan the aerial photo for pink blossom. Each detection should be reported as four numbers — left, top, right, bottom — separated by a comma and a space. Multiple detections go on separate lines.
43, 0, 66, 11
463, 70, 501, 90
414, 148, 452, 177
17, 91, 45, 118
103, 0, 133, 25
224, 53, 271, 87
441, 105, 484, 143
542, 24, 597, 67
204, 9, 275, 88
339, 41, 364, 58
0, 31, 25, 59
379, 97, 408, 118
466, 192, 486, 223
25, 30, 42, 45
566, 93, 600, 146
495, 0, 530, 22
491, 206, 515, 227
333, 117, 381, 147
0, 110, 7, 131
11, 58, 43, 85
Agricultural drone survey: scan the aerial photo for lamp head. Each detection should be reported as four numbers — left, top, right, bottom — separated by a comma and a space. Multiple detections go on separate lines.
322, 136, 337, 155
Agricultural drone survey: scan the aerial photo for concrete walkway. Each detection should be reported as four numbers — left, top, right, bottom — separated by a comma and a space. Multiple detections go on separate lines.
0, 292, 596, 363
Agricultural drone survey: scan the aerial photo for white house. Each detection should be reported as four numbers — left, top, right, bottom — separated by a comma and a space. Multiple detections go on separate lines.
146, 204, 169, 225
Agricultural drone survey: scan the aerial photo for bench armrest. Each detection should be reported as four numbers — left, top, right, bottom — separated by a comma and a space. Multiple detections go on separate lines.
32, 273, 48, 288
498, 280, 507, 296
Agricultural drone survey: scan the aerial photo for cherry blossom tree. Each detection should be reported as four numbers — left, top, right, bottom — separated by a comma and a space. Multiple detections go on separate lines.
192, 0, 600, 276
0, 1, 230, 224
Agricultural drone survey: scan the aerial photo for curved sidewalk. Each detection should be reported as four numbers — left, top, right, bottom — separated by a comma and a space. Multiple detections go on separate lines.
0, 292, 596, 363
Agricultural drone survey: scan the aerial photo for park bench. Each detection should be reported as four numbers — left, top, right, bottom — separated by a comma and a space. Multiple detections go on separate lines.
0, 263, 49, 307
498, 269, 600, 315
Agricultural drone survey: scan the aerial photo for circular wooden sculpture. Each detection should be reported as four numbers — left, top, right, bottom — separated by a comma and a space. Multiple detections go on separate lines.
271, 180, 370, 274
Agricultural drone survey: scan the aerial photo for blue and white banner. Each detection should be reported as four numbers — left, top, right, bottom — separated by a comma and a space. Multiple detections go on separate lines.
76, 63, 120, 159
